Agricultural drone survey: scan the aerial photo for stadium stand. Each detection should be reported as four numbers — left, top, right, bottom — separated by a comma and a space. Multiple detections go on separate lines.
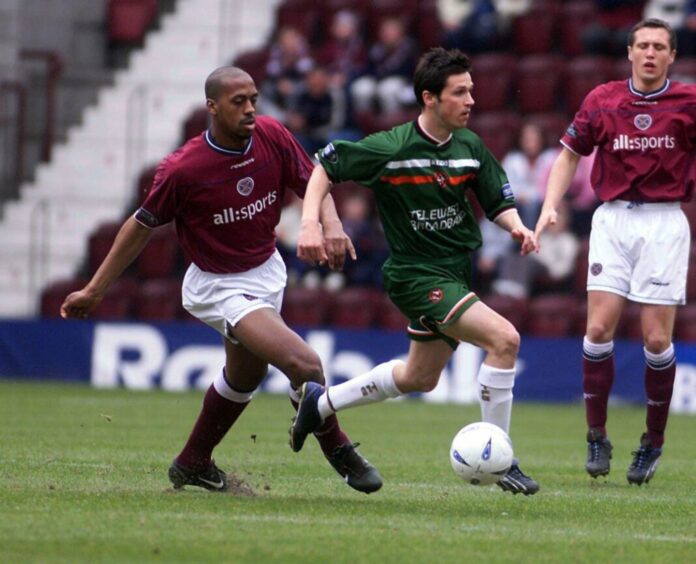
281, 286, 331, 327
11, 0, 696, 342
526, 294, 579, 337
327, 287, 382, 329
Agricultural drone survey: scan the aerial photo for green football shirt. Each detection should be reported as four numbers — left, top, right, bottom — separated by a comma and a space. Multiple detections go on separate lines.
317, 120, 516, 263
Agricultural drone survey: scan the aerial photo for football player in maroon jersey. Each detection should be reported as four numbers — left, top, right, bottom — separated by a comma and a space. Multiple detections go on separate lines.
61, 66, 382, 494
536, 19, 696, 485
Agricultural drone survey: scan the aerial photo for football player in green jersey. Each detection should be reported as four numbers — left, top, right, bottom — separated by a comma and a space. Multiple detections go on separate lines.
292, 47, 540, 495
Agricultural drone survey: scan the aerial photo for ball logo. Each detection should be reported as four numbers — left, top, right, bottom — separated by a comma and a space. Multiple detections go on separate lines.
429, 288, 443, 303
590, 262, 603, 276
634, 114, 652, 131
481, 437, 492, 461
237, 177, 254, 196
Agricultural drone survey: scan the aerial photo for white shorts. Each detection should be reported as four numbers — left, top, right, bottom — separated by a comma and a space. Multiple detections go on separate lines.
587, 201, 690, 305
182, 249, 287, 341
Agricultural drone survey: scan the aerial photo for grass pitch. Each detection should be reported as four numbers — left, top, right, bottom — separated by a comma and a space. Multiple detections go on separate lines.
1, 380, 695, 563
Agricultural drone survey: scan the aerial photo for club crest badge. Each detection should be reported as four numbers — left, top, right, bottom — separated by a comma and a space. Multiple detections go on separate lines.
237, 177, 254, 196
590, 263, 603, 276
434, 171, 448, 189
429, 288, 443, 303
634, 114, 652, 131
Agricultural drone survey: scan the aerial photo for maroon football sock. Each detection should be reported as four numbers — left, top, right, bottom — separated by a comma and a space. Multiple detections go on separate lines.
176, 383, 250, 470
290, 395, 350, 457
644, 357, 676, 449
582, 354, 615, 436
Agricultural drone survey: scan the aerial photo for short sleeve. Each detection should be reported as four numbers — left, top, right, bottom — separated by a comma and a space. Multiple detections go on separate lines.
561, 88, 599, 157
134, 160, 177, 228
317, 132, 395, 187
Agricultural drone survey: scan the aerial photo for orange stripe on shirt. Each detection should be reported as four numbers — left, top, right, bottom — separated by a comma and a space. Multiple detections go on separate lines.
379, 174, 474, 186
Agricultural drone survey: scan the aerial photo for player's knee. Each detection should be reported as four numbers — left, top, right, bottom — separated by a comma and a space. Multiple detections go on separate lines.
488, 325, 520, 361
586, 320, 615, 343
398, 368, 440, 393
283, 350, 325, 386
643, 333, 671, 354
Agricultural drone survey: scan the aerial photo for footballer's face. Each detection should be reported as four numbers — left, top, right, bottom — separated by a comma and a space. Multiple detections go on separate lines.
628, 27, 675, 91
206, 75, 258, 148
426, 72, 475, 133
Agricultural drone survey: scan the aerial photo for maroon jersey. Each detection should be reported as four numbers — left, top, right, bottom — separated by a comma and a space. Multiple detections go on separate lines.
561, 79, 696, 202
135, 116, 313, 273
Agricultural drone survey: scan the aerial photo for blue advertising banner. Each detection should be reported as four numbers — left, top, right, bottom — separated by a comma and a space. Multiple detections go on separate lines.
0, 319, 695, 414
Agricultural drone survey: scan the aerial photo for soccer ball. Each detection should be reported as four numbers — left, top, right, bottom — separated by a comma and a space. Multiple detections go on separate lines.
449, 422, 514, 485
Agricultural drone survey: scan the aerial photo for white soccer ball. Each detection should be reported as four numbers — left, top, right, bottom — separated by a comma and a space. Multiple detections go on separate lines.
450, 422, 514, 485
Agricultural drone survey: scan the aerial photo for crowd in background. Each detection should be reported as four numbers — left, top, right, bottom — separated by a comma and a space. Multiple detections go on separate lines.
257, 0, 695, 299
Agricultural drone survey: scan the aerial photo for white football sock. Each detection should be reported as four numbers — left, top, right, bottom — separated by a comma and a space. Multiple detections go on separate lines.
317, 360, 402, 419
213, 369, 253, 403
477, 363, 515, 434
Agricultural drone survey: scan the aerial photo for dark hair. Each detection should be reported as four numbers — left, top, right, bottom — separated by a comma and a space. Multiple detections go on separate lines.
204, 66, 252, 100
412, 47, 472, 108
628, 18, 676, 51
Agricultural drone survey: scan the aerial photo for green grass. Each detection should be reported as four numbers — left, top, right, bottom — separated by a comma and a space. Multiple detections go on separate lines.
1, 380, 695, 563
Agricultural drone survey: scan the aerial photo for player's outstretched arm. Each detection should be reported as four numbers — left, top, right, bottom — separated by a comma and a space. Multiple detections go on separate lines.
494, 209, 539, 256
319, 193, 356, 272
535, 147, 581, 240
298, 165, 333, 267
60, 217, 153, 319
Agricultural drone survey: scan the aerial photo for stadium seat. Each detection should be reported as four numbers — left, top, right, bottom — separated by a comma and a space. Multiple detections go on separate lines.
526, 294, 578, 337
558, 1, 597, 56
136, 224, 179, 279
107, 0, 157, 44
527, 111, 569, 147
282, 286, 330, 327
512, 9, 557, 55
573, 237, 590, 297
671, 58, 696, 83
181, 106, 208, 143
674, 304, 696, 342
88, 221, 122, 275
92, 278, 138, 320
481, 293, 529, 334
613, 302, 643, 341
415, 0, 443, 50
515, 55, 564, 113
353, 106, 419, 136
375, 293, 408, 331
327, 287, 381, 328
470, 54, 514, 112
366, 0, 417, 42
682, 200, 696, 237
612, 58, 632, 82
275, 1, 321, 43
687, 267, 696, 301
133, 278, 183, 321
40, 277, 89, 318
564, 56, 615, 114
467, 111, 522, 161
232, 48, 271, 85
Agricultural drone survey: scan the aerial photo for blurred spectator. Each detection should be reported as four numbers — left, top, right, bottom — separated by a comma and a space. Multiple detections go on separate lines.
285, 66, 361, 155
316, 10, 368, 91
644, 0, 686, 28
501, 122, 557, 228
582, 1, 646, 56
681, 0, 696, 56
340, 192, 389, 288
438, 0, 531, 53
493, 199, 580, 298
652, 0, 696, 56
350, 17, 418, 114
260, 26, 316, 120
